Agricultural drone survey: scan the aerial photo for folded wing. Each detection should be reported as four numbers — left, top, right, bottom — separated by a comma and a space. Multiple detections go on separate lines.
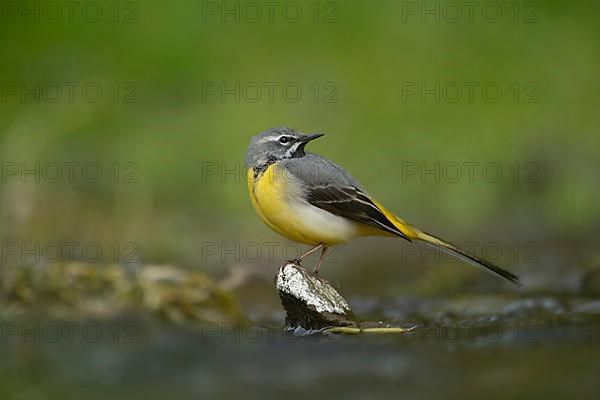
306, 184, 411, 241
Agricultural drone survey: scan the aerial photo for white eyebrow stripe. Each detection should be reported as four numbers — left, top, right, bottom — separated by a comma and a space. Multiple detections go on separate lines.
258, 135, 284, 144
258, 134, 296, 144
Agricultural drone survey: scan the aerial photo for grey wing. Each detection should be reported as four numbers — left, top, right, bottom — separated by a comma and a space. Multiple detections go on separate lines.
280, 154, 410, 240
279, 152, 365, 189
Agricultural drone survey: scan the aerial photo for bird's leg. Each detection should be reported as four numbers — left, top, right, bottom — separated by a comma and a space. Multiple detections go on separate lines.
312, 246, 329, 275
293, 243, 323, 265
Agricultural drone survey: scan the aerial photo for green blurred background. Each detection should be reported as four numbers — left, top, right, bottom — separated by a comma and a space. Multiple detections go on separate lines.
0, 1, 600, 294
1, 1, 600, 398
1, 0, 598, 291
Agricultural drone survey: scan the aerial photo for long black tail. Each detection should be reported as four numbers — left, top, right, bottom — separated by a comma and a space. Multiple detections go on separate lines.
371, 200, 522, 286
415, 230, 522, 287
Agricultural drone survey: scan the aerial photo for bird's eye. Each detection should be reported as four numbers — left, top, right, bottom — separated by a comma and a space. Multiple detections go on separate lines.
278, 136, 291, 144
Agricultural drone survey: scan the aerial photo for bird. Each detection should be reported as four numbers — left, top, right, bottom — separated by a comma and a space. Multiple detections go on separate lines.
245, 126, 521, 286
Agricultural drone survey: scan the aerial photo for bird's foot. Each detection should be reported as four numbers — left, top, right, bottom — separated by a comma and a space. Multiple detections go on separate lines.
287, 258, 321, 276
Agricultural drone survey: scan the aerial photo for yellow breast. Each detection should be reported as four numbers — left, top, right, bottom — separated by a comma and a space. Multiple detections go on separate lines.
247, 163, 358, 245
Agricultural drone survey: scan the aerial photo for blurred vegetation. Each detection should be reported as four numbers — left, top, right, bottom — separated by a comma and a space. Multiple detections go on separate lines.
0, 262, 244, 323
0, 0, 599, 287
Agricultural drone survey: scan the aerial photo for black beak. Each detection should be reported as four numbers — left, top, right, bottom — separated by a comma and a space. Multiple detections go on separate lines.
301, 133, 325, 142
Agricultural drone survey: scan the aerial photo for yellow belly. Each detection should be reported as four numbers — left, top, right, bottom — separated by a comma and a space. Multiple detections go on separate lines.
247, 164, 359, 245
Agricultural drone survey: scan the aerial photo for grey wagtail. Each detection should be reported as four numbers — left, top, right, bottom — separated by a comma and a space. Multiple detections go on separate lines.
245, 126, 521, 286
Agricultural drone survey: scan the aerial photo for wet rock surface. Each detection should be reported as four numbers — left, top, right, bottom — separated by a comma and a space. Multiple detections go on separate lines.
276, 263, 355, 330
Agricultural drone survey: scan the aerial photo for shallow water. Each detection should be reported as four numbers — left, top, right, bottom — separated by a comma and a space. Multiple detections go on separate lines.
2, 292, 599, 400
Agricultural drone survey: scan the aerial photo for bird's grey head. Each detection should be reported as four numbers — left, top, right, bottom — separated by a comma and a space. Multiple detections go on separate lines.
245, 127, 324, 168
